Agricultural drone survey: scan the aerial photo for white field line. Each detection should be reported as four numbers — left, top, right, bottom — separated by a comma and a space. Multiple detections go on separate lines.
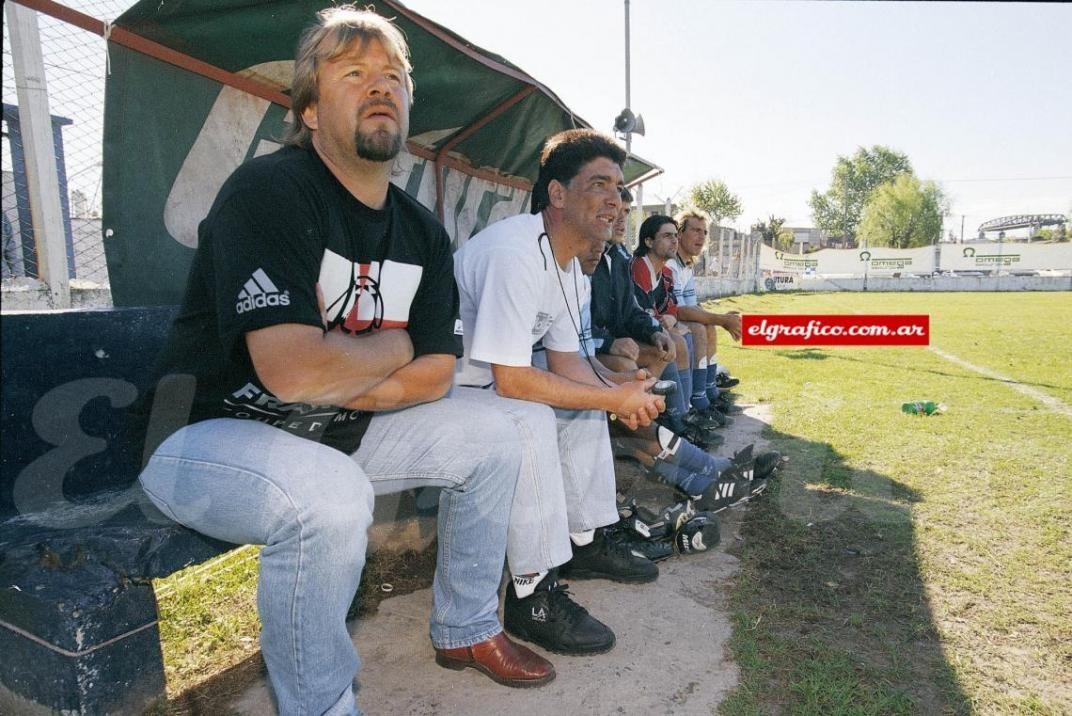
929, 346, 1072, 419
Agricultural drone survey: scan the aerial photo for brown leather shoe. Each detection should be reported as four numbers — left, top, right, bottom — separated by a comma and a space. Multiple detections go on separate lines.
435, 631, 555, 688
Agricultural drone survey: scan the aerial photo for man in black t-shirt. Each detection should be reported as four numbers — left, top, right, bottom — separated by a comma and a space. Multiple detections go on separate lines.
136, 8, 553, 713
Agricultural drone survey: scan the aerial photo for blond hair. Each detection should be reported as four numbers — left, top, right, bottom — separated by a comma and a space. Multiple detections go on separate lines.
674, 209, 709, 233
283, 5, 413, 148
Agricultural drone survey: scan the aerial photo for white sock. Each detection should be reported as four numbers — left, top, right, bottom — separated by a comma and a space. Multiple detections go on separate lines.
511, 570, 548, 599
570, 530, 595, 547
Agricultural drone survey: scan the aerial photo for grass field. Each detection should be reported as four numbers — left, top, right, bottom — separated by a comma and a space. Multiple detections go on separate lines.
151, 290, 1071, 714
712, 291, 1071, 715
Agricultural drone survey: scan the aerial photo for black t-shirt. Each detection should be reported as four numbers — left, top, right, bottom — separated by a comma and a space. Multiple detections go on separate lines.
135, 145, 462, 454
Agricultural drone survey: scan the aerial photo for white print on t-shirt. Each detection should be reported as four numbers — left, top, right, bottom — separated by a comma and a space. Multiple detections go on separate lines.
318, 248, 423, 333
223, 381, 363, 436
532, 311, 554, 337
236, 268, 291, 314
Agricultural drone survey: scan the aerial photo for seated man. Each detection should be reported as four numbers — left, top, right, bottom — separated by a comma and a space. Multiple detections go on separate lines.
590, 187, 675, 379
631, 215, 726, 444
454, 129, 664, 657
134, 8, 553, 714
577, 219, 780, 512
668, 210, 743, 414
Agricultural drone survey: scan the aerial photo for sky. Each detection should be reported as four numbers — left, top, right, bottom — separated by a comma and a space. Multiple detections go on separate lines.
3, 1, 1070, 240
404, 0, 1072, 238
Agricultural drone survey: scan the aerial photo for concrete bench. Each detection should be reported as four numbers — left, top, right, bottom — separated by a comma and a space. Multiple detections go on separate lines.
0, 308, 437, 714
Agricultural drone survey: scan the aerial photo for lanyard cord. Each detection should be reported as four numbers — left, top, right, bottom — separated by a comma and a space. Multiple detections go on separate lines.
539, 232, 613, 389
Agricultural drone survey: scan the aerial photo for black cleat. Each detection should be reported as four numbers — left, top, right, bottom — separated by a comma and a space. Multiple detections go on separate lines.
559, 529, 659, 584
607, 531, 675, 562
674, 512, 721, 554
746, 450, 782, 498
698, 405, 734, 427
656, 416, 723, 450
683, 409, 724, 431
690, 464, 752, 513
683, 445, 754, 512
504, 573, 616, 655
713, 393, 743, 415
754, 451, 782, 480
715, 373, 740, 389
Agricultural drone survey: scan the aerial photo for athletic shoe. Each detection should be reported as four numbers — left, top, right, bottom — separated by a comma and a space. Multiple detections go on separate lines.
656, 416, 723, 450
504, 573, 616, 655
631, 500, 696, 540
673, 512, 721, 554
684, 426, 723, 450
606, 529, 675, 562
690, 464, 752, 513
696, 405, 733, 427
713, 393, 742, 415
715, 373, 740, 389
683, 409, 724, 432
744, 450, 782, 499
559, 529, 659, 583
686, 443, 754, 512
754, 451, 781, 480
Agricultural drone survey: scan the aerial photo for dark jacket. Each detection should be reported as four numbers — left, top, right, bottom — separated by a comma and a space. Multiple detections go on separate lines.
590, 243, 661, 354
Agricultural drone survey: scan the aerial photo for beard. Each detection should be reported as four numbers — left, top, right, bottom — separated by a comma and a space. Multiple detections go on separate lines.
355, 125, 403, 162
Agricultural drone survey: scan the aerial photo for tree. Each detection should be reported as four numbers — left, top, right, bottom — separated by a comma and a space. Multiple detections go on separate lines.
751, 214, 792, 250
776, 227, 796, 250
687, 179, 742, 226
808, 145, 913, 242
857, 174, 947, 248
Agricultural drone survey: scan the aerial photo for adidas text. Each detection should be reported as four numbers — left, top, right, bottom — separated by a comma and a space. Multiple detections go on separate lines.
237, 291, 290, 314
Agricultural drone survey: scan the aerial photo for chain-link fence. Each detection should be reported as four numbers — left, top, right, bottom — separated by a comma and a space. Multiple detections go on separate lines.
696, 226, 762, 281
2, 0, 135, 291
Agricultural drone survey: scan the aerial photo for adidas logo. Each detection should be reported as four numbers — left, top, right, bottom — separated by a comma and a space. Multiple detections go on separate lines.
531, 607, 548, 623
236, 268, 291, 314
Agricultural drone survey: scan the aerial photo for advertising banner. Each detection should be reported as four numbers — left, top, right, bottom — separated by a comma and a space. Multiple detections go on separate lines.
939, 243, 1072, 272
759, 244, 935, 276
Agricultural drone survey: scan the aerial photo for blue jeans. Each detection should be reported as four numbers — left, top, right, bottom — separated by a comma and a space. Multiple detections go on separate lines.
138, 396, 520, 716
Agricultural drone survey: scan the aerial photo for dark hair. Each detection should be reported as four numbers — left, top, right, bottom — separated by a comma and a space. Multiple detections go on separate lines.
634, 215, 676, 257
530, 129, 627, 214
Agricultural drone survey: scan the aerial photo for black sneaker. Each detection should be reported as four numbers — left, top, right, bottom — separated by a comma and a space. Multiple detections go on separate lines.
682, 425, 723, 450
684, 408, 724, 431
746, 451, 782, 498
673, 512, 721, 555
655, 417, 723, 451
697, 405, 733, 427
713, 393, 742, 415
559, 529, 659, 584
504, 573, 615, 655
754, 451, 781, 480
690, 464, 752, 513
715, 373, 740, 389
606, 529, 675, 562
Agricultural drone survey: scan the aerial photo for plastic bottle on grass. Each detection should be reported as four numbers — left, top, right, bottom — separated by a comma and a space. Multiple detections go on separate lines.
901, 401, 946, 416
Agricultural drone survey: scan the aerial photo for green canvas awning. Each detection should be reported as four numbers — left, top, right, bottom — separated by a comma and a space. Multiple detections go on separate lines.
95, 0, 662, 305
